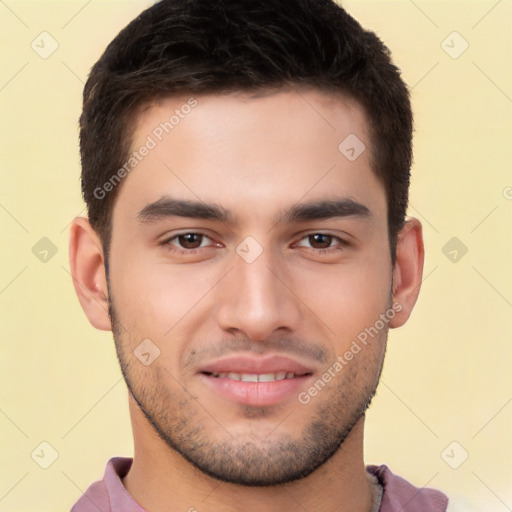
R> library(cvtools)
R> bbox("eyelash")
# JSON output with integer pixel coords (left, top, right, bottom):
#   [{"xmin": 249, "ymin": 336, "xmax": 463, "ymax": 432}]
[
  {"xmin": 294, "ymin": 233, "xmax": 348, "ymax": 252},
  {"xmin": 160, "ymin": 232, "xmax": 219, "ymax": 255},
  {"xmin": 160, "ymin": 232, "xmax": 348, "ymax": 255}
]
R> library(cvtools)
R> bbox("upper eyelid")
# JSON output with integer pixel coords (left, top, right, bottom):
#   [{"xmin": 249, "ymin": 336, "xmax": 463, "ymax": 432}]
[
  {"xmin": 165, "ymin": 233, "xmax": 217, "ymax": 250},
  {"xmin": 293, "ymin": 230, "xmax": 348, "ymax": 242},
  {"xmin": 161, "ymin": 231, "xmax": 215, "ymax": 242},
  {"xmin": 161, "ymin": 231, "xmax": 347, "ymax": 249},
  {"xmin": 293, "ymin": 233, "xmax": 346, "ymax": 247}
]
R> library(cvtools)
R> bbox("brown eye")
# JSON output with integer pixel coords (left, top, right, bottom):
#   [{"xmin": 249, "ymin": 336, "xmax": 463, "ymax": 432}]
[
  {"xmin": 307, "ymin": 233, "xmax": 333, "ymax": 249},
  {"xmin": 177, "ymin": 233, "xmax": 204, "ymax": 249}
]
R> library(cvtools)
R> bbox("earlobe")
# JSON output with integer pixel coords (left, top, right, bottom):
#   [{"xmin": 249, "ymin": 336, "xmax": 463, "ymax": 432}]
[
  {"xmin": 389, "ymin": 217, "xmax": 424, "ymax": 328},
  {"xmin": 69, "ymin": 217, "xmax": 112, "ymax": 331}
]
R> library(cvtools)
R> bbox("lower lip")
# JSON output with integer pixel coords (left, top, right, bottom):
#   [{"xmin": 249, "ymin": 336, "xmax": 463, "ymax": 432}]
[{"xmin": 200, "ymin": 374, "xmax": 312, "ymax": 407}]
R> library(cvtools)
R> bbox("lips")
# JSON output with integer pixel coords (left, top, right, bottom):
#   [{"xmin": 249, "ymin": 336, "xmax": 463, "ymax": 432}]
[
  {"xmin": 207, "ymin": 371, "xmax": 297, "ymax": 382},
  {"xmin": 199, "ymin": 355, "xmax": 314, "ymax": 406},
  {"xmin": 200, "ymin": 355, "xmax": 313, "ymax": 376}
]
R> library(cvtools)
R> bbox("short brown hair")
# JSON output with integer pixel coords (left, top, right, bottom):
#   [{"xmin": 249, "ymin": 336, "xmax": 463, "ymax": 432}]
[{"xmin": 80, "ymin": 0, "xmax": 413, "ymax": 258}]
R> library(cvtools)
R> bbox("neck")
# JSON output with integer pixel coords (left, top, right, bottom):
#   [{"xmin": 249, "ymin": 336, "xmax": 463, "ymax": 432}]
[{"xmin": 123, "ymin": 397, "xmax": 373, "ymax": 512}]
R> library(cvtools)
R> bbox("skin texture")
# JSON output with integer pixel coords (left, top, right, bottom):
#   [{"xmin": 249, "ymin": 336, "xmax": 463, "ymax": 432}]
[{"xmin": 69, "ymin": 88, "xmax": 424, "ymax": 512}]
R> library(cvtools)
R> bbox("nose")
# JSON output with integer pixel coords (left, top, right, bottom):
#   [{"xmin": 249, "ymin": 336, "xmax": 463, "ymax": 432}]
[{"xmin": 216, "ymin": 246, "xmax": 302, "ymax": 342}]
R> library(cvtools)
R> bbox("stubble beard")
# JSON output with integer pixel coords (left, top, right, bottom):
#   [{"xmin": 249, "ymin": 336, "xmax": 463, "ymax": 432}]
[{"xmin": 108, "ymin": 297, "xmax": 387, "ymax": 487}]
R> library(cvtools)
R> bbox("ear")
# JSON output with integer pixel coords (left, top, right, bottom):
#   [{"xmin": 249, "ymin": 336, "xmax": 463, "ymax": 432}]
[
  {"xmin": 69, "ymin": 217, "xmax": 112, "ymax": 331},
  {"xmin": 389, "ymin": 217, "xmax": 424, "ymax": 328}
]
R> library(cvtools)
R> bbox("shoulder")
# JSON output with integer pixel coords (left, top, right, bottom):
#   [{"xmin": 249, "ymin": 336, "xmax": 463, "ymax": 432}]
[
  {"xmin": 367, "ymin": 464, "xmax": 449, "ymax": 512},
  {"xmin": 70, "ymin": 457, "xmax": 141, "ymax": 512},
  {"xmin": 71, "ymin": 477, "xmax": 109, "ymax": 512}
]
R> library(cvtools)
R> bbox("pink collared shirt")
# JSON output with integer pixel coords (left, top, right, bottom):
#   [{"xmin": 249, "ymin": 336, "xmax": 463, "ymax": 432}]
[{"xmin": 71, "ymin": 457, "xmax": 448, "ymax": 511}]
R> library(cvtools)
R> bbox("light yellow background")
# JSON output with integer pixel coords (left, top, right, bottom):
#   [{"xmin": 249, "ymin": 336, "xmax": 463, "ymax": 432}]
[{"xmin": 1, "ymin": 1, "xmax": 511, "ymax": 510}]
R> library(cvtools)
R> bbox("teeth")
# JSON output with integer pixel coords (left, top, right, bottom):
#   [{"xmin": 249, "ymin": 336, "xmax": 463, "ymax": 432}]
[
  {"xmin": 241, "ymin": 373, "xmax": 259, "ymax": 382},
  {"xmin": 258, "ymin": 373, "xmax": 277, "ymax": 382},
  {"xmin": 210, "ymin": 372, "xmax": 297, "ymax": 382}
]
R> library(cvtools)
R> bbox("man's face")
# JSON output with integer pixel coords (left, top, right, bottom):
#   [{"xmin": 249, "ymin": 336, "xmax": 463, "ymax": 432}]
[{"xmin": 108, "ymin": 89, "xmax": 393, "ymax": 485}]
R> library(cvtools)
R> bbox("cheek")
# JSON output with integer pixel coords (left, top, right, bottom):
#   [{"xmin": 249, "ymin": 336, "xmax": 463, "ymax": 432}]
[
  {"xmin": 293, "ymin": 254, "xmax": 392, "ymax": 343},
  {"xmin": 109, "ymin": 250, "xmax": 221, "ymax": 340}
]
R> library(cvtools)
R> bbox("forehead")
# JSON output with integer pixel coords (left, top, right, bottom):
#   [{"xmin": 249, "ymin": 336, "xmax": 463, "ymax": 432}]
[{"xmin": 113, "ymin": 88, "xmax": 384, "ymax": 226}]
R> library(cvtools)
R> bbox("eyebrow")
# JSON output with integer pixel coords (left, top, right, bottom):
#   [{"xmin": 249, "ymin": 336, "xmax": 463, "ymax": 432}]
[
  {"xmin": 137, "ymin": 197, "xmax": 231, "ymax": 223},
  {"xmin": 279, "ymin": 198, "xmax": 370, "ymax": 224},
  {"xmin": 136, "ymin": 196, "xmax": 370, "ymax": 225}
]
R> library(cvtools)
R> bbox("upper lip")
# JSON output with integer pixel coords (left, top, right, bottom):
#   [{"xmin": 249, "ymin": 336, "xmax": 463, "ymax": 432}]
[{"xmin": 199, "ymin": 355, "xmax": 314, "ymax": 376}]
